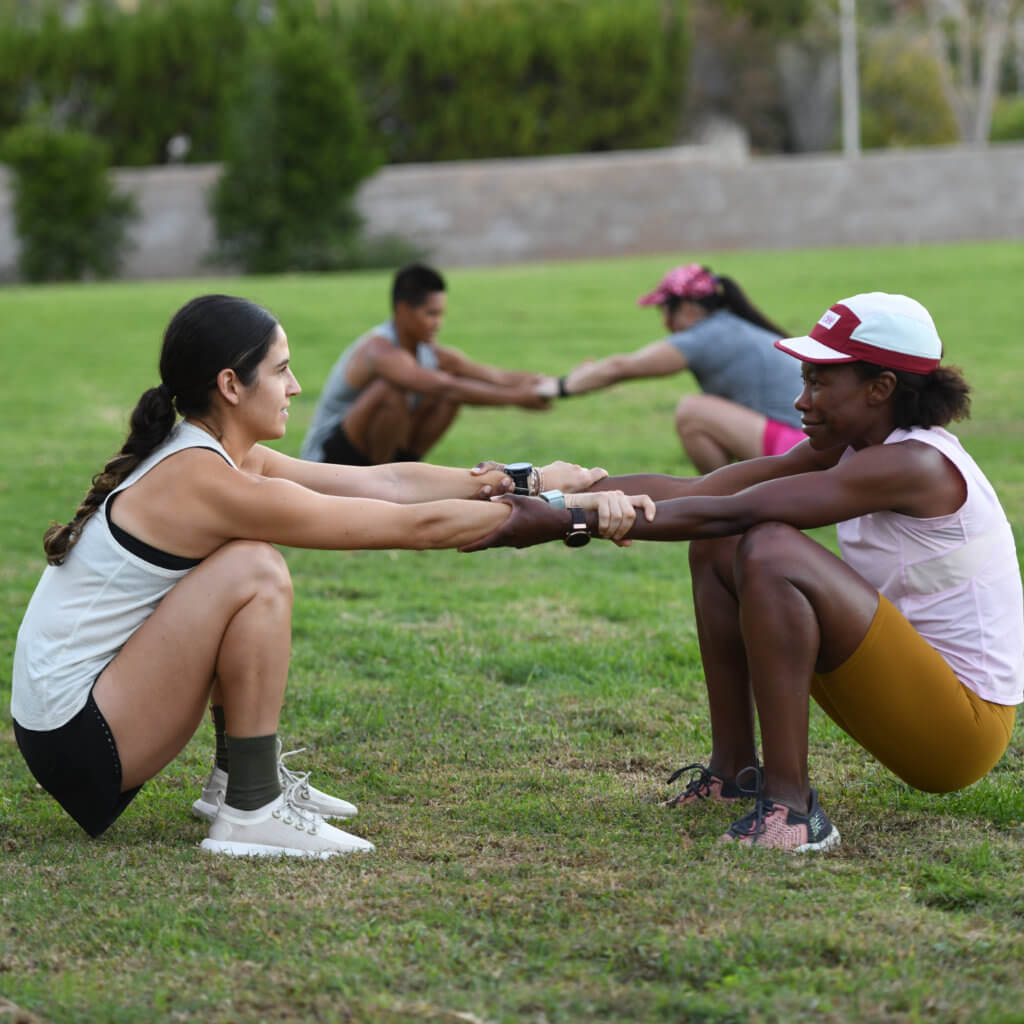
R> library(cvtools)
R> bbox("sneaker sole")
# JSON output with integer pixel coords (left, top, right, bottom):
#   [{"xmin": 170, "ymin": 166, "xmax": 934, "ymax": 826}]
[
  {"xmin": 795, "ymin": 826, "xmax": 841, "ymax": 854},
  {"xmin": 200, "ymin": 838, "xmax": 373, "ymax": 858}
]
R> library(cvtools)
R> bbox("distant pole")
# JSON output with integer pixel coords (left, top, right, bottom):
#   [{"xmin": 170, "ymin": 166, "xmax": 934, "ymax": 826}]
[{"xmin": 839, "ymin": 0, "xmax": 860, "ymax": 156}]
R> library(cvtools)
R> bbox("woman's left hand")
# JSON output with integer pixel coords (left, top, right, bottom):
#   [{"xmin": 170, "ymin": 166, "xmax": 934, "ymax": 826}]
[{"xmin": 566, "ymin": 490, "xmax": 656, "ymax": 545}]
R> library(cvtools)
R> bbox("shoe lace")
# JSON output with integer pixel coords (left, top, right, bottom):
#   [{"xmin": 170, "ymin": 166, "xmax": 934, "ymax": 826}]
[
  {"xmin": 665, "ymin": 761, "xmax": 716, "ymax": 799},
  {"xmin": 725, "ymin": 766, "xmax": 773, "ymax": 844},
  {"xmin": 272, "ymin": 775, "xmax": 322, "ymax": 835},
  {"xmin": 278, "ymin": 747, "xmax": 312, "ymax": 799}
]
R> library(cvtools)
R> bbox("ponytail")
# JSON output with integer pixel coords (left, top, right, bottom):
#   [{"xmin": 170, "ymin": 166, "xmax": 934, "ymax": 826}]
[
  {"xmin": 711, "ymin": 276, "xmax": 788, "ymax": 337},
  {"xmin": 43, "ymin": 384, "xmax": 177, "ymax": 566}
]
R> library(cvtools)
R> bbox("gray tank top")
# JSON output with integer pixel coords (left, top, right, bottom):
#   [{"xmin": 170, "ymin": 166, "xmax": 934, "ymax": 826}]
[{"xmin": 300, "ymin": 321, "xmax": 440, "ymax": 461}]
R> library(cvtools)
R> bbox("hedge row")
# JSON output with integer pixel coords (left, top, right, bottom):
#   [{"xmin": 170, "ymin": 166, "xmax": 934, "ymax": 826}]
[{"xmin": 0, "ymin": 0, "xmax": 690, "ymax": 168}]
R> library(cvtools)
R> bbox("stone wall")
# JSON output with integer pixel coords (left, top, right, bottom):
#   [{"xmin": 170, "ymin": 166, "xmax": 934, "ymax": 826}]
[{"xmin": 1, "ymin": 138, "xmax": 1022, "ymax": 282}]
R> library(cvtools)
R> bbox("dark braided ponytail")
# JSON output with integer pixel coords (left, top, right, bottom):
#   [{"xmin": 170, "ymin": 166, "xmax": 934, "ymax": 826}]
[{"xmin": 44, "ymin": 294, "xmax": 279, "ymax": 566}]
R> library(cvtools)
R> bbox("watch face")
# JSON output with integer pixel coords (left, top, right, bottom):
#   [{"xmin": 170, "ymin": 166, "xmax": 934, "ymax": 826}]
[
  {"xmin": 505, "ymin": 461, "xmax": 533, "ymax": 493},
  {"xmin": 564, "ymin": 529, "xmax": 590, "ymax": 548}
]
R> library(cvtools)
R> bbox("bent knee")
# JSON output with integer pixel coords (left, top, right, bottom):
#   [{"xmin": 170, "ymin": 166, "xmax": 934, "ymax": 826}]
[
  {"xmin": 213, "ymin": 540, "xmax": 293, "ymax": 601},
  {"xmin": 734, "ymin": 522, "xmax": 806, "ymax": 575},
  {"xmin": 688, "ymin": 534, "xmax": 740, "ymax": 575},
  {"xmin": 359, "ymin": 378, "xmax": 410, "ymax": 415},
  {"xmin": 674, "ymin": 392, "xmax": 717, "ymax": 425}
]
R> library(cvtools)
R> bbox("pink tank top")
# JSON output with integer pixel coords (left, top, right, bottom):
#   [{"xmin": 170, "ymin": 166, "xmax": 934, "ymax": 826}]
[{"xmin": 836, "ymin": 426, "xmax": 1023, "ymax": 705}]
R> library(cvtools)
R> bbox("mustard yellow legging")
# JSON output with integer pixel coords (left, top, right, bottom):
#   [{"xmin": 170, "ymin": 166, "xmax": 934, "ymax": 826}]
[{"xmin": 811, "ymin": 595, "xmax": 1016, "ymax": 793}]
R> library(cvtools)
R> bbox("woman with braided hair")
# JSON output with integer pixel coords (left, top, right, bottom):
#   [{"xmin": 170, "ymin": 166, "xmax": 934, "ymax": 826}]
[
  {"xmin": 551, "ymin": 264, "xmax": 805, "ymax": 472},
  {"xmin": 12, "ymin": 294, "xmax": 650, "ymax": 858}
]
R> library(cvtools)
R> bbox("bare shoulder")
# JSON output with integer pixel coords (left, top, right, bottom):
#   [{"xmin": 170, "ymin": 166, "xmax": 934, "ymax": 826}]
[{"xmin": 838, "ymin": 438, "xmax": 965, "ymax": 516}]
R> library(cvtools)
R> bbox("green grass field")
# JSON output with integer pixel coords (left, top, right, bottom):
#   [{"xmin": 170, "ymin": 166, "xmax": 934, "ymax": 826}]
[{"xmin": 1, "ymin": 242, "xmax": 1023, "ymax": 1023}]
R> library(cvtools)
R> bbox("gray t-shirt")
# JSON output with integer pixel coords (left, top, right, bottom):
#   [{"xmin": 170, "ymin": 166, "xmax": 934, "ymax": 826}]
[
  {"xmin": 300, "ymin": 322, "xmax": 440, "ymax": 461},
  {"xmin": 666, "ymin": 309, "xmax": 802, "ymax": 427}
]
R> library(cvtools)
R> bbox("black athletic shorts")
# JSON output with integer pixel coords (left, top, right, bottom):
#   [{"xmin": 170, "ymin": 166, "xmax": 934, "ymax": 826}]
[
  {"xmin": 320, "ymin": 423, "xmax": 420, "ymax": 465},
  {"xmin": 13, "ymin": 690, "xmax": 142, "ymax": 838},
  {"xmin": 321, "ymin": 424, "xmax": 373, "ymax": 466}
]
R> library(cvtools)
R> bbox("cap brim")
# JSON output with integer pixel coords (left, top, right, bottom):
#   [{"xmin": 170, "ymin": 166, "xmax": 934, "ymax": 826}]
[
  {"xmin": 774, "ymin": 336, "xmax": 856, "ymax": 363},
  {"xmin": 636, "ymin": 289, "xmax": 665, "ymax": 307}
]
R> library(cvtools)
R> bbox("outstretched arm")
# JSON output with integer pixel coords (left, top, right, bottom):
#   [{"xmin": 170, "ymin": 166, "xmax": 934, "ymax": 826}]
[
  {"xmin": 588, "ymin": 440, "xmax": 837, "ymax": 501},
  {"xmin": 436, "ymin": 345, "xmax": 548, "ymax": 389},
  {"xmin": 465, "ymin": 441, "xmax": 953, "ymax": 550},
  {"xmin": 561, "ymin": 340, "xmax": 686, "ymax": 396},
  {"xmin": 245, "ymin": 447, "xmax": 610, "ymax": 502},
  {"xmin": 367, "ymin": 337, "xmax": 550, "ymax": 410},
  {"xmin": 245, "ymin": 445, "xmax": 512, "ymax": 502}
]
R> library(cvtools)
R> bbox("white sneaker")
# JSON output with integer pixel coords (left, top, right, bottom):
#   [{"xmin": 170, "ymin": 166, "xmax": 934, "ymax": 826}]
[
  {"xmin": 278, "ymin": 746, "xmax": 359, "ymax": 820},
  {"xmin": 200, "ymin": 780, "xmax": 374, "ymax": 858},
  {"xmin": 191, "ymin": 747, "xmax": 358, "ymax": 822}
]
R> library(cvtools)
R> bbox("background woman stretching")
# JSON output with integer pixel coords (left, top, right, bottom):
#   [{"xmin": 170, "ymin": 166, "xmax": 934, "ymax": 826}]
[{"xmin": 551, "ymin": 264, "xmax": 805, "ymax": 472}]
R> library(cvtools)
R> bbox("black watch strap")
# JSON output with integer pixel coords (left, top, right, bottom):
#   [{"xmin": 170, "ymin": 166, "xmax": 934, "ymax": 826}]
[
  {"xmin": 564, "ymin": 506, "xmax": 590, "ymax": 547},
  {"xmin": 505, "ymin": 461, "xmax": 533, "ymax": 495}
]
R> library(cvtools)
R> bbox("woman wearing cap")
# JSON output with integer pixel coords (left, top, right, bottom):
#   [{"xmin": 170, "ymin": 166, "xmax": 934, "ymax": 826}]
[
  {"xmin": 467, "ymin": 292, "xmax": 1022, "ymax": 853},
  {"xmin": 550, "ymin": 264, "xmax": 804, "ymax": 472}
]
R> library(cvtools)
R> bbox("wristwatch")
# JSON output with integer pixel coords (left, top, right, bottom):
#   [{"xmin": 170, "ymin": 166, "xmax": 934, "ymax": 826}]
[
  {"xmin": 505, "ymin": 461, "xmax": 533, "ymax": 495},
  {"xmin": 539, "ymin": 489, "xmax": 566, "ymax": 509},
  {"xmin": 564, "ymin": 506, "xmax": 590, "ymax": 547}
]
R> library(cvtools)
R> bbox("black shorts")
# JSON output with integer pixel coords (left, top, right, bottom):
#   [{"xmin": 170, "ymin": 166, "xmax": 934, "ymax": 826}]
[
  {"xmin": 321, "ymin": 424, "xmax": 373, "ymax": 466},
  {"xmin": 13, "ymin": 690, "xmax": 142, "ymax": 838},
  {"xmin": 321, "ymin": 423, "xmax": 420, "ymax": 465}
]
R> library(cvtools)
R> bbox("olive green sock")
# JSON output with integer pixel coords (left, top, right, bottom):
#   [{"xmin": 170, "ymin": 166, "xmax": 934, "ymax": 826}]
[
  {"xmin": 210, "ymin": 705, "xmax": 229, "ymax": 772},
  {"xmin": 224, "ymin": 733, "xmax": 281, "ymax": 811}
]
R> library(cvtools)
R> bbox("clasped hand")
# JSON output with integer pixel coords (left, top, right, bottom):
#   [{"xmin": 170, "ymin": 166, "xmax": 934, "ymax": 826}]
[{"xmin": 459, "ymin": 490, "xmax": 655, "ymax": 552}]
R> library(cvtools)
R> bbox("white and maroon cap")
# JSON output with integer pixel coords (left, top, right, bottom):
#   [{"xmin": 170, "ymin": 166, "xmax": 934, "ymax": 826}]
[{"xmin": 775, "ymin": 292, "xmax": 942, "ymax": 374}]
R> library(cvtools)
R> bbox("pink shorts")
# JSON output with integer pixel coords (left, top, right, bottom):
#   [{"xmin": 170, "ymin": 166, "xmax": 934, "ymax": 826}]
[{"xmin": 762, "ymin": 418, "xmax": 805, "ymax": 456}]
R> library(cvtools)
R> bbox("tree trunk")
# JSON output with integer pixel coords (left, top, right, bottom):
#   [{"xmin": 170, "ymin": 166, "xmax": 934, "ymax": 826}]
[{"xmin": 926, "ymin": 0, "xmax": 1014, "ymax": 145}]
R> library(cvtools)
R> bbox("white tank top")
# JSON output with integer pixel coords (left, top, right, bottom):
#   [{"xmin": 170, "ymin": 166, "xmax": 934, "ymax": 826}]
[
  {"xmin": 837, "ymin": 426, "xmax": 1023, "ymax": 705},
  {"xmin": 11, "ymin": 422, "xmax": 235, "ymax": 730}
]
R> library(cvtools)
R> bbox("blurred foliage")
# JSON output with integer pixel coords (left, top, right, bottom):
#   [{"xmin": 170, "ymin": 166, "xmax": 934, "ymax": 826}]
[
  {"xmin": 211, "ymin": 10, "xmax": 381, "ymax": 273},
  {"xmin": 0, "ymin": 118, "xmax": 136, "ymax": 281},
  {"xmin": 344, "ymin": 0, "xmax": 689, "ymax": 162},
  {"xmin": 0, "ymin": 0, "xmax": 690, "ymax": 167},
  {"xmin": 989, "ymin": 95, "xmax": 1024, "ymax": 140},
  {"xmin": 721, "ymin": 0, "xmax": 813, "ymax": 31},
  {"xmin": 0, "ymin": 0, "xmax": 245, "ymax": 166},
  {"xmin": 860, "ymin": 28, "xmax": 959, "ymax": 148}
]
